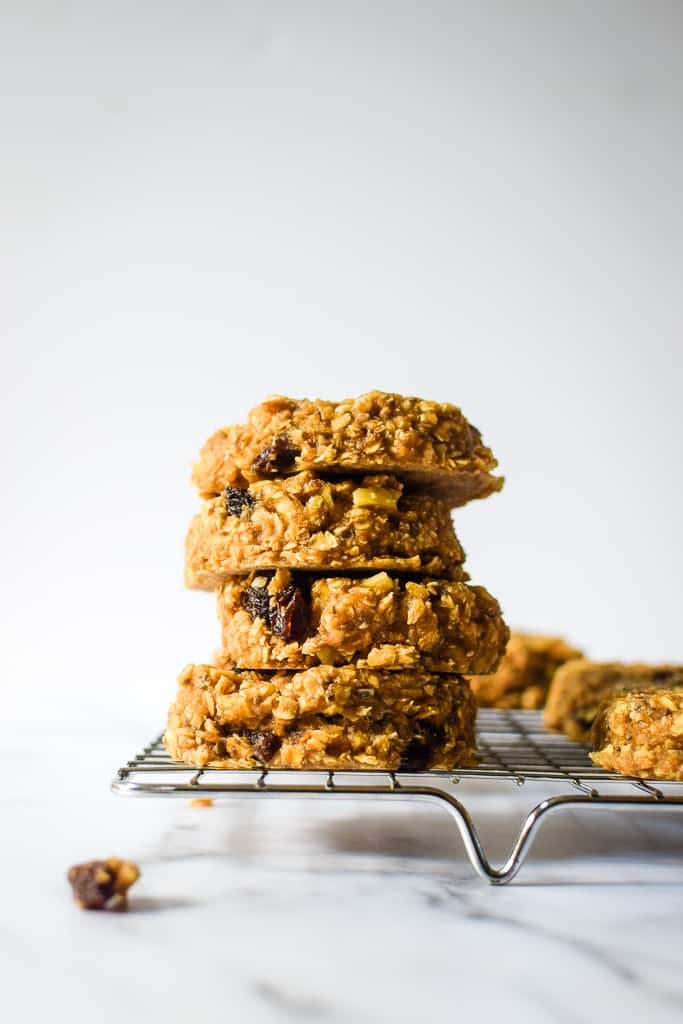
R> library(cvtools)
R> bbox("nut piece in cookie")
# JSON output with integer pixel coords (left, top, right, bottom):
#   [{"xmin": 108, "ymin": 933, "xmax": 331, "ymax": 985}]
[{"xmin": 67, "ymin": 857, "xmax": 140, "ymax": 911}]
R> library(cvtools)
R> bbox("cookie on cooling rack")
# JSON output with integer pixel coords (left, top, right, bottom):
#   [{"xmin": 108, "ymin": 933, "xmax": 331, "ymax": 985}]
[
  {"xmin": 164, "ymin": 663, "xmax": 477, "ymax": 771},
  {"xmin": 545, "ymin": 660, "xmax": 683, "ymax": 742},
  {"xmin": 468, "ymin": 632, "xmax": 582, "ymax": 709},
  {"xmin": 214, "ymin": 570, "xmax": 508, "ymax": 673},
  {"xmin": 590, "ymin": 689, "xmax": 683, "ymax": 780},
  {"xmin": 184, "ymin": 471, "xmax": 467, "ymax": 588},
  {"xmin": 192, "ymin": 391, "xmax": 503, "ymax": 508}
]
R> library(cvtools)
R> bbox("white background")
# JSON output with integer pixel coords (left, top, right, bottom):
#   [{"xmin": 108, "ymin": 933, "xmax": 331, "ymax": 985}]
[{"xmin": 2, "ymin": 1, "xmax": 682, "ymax": 724}]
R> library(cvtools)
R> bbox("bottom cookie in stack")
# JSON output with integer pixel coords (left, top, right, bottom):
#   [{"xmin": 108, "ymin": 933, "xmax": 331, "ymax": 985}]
[{"xmin": 164, "ymin": 663, "xmax": 477, "ymax": 771}]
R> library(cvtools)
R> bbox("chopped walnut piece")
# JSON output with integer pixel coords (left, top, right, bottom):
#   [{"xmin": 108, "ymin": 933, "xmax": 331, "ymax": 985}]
[
  {"xmin": 67, "ymin": 857, "xmax": 140, "ymax": 911},
  {"xmin": 352, "ymin": 486, "xmax": 399, "ymax": 511}
]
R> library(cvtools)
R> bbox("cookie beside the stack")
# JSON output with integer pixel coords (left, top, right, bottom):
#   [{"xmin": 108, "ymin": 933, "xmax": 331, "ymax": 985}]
[{"xmin": 165, "ymin": 391, "xmax": 509, "ymax": 771}]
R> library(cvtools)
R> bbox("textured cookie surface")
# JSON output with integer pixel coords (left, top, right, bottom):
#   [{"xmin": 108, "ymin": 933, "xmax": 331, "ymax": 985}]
[
  {"xmin": 544, "ymin": 660, "xmax": 683, "ymax": 741},
  {"xmin": 185, "ymin": 472, "xmax": 466, "ymax": 588},
  {"xmin": 469, "ymin": 632, "xmax": 582, "ymax": 709},
  {"xmin": 215, "ymin": 570, "xmax": 508, "ymax": 673},
  {"xmin": 591, "ymin": 690, "xmax": 683, "ymax": 780},
  {"xmin": 192, "ymin": 391, "xmax": 503, "ymax": 508},
  {"xmin": 164, "ymin": 663, "xmax": 477, "ymax": 770}
]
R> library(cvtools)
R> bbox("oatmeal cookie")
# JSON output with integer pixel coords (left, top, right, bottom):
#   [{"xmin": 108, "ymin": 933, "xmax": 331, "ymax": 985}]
[
  {"xmin": 468, "ymin": 632, "xmax": 582, "ymax": 709},
  {"xmin": 185, "ymin": 471, "xmax": 466, "ymax": 588},
  {"xmin": 164, "ymin": 663, "xmax": 477, "ymax": 770},
  {"xmin": 214, "ymin": 570, "xmax": 508, "ymax": 672},
  {"xmin": 544, "ymin": 660, "xmax": 683, "ymax": 741},
  {"xmin": 192, "ymin": 391, "xmax": 503, "ymax": 508},
  {"xmin": 591, "ymin": 690, "xmax": 683, "ymax": 780}
]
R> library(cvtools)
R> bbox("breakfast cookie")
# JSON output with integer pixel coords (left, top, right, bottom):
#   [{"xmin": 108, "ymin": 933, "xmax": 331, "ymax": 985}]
[
  {"xmin": 468, "ymin": 632, "xmax": 582, "ymax": 709},
  {"xmin": 214, "ymin": 570, "xmax": 508, "ymax": 673},
  {"xmin": 185, "ymin": 471, "xmax": 466, "ymax": 588},
  {"xmin": 192, "ymin": 391, "xmax": 503, "ymax": 508},
  {"xmin": 545, "ymin": 660, "xmax": 683, "ymax": 741},
  {"xmin": 591, "ymin": 689, "xmax": 683, "ymax": 780},
  {"xmin": 164, "ymin": 663, "xmax": 477, "ymax": 770}
]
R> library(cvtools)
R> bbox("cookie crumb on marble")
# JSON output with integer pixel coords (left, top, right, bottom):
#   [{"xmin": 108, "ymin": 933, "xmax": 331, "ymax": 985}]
[{"xmin": 67, "ymin": 857, "xmax": 140, "ymax": 911}]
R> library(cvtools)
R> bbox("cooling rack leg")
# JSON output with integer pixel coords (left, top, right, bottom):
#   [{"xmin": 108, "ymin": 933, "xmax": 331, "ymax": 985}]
[
  {"xmin": 430, "ymin": 791, "xmax": 683, "ymax": 884},
  {"xmin": 426, "ymin": 791, "xmax": 594, "ymax": 884},
  {"xmin": 405, "ymin": 788, "xmax": 535, "ymax": 884}
]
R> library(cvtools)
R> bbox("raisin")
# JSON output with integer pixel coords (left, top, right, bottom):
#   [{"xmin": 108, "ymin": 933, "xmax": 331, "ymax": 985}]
[
  {"xmin": 399, "ymin": 739, "xmax": 431, "ymax": 772},
  {"xmin": 269, "ymin": 585, "xmax": 310, "ymax": 642},
  {"xmin": 399, "ymin": 724, "xmax": 443, "ymax": 772},
  {"xmin": 242, "ymin": 584, "xmax": 272, "ymax": 622},
  {"xmin": 251, "ymin": 433, "xmax": 301, "ymax": 475},
  {"xmin": 245, "ymin": 730, "xmax": 282, "ymax": 764},
  {"xmin": 224, "ymin": 486, "xmax": 255, "ymax": 516}
]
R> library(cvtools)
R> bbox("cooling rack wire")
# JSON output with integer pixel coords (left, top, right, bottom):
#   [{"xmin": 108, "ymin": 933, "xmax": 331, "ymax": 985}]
[{"xmin": 112, "ymin": 709, "xmax": 683, "ymax": 884}]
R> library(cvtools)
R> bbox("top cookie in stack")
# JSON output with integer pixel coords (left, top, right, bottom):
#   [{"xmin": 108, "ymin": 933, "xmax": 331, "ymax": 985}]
[
  {"xmin": 166, "ymin": 391, "xmax": 508, "ymax": 772},
  {"xmin": 191, "ymin": 391, "xmax": 503, "ymax": 504}
]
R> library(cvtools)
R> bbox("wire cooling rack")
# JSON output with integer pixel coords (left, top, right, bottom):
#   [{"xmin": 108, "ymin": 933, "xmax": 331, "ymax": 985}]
[{"xmin": 112, "ymin": 709, "xmax": 683, "ymax": 884}]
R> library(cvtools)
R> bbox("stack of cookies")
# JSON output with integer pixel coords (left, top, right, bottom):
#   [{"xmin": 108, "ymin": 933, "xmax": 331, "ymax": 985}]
[{"xmin": 164, "ymin": 391, "xmax": 509, "ymax": 771}]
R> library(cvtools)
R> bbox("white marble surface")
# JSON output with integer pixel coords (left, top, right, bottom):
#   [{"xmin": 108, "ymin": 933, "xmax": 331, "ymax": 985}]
[{"xmin": 4, "ymin": 706, "xmax": 683, "ymax": 1024}]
